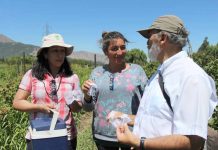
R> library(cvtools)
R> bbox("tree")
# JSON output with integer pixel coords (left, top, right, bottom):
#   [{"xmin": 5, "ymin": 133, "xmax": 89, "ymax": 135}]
[
  {"xmin": 206, "ymin": 44, "xmax": 218, "ymax": 59},
  {"xmin": 125, "ymin": 48, "xmax": 147, "ymax": 66},
  {"xmin": 198, "ymin": 37, "xmax": 209, "ymax": 52},
  {"xmin": 192, "ymin": 44, "xmax": 218, "ymax": 130}
]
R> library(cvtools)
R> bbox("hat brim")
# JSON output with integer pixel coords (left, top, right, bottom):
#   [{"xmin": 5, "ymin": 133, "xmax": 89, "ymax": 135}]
[
  {"xmin": 137, "ymin": 27, "xmax": 154, "ymax": 39},
  {"xmin": 37, "ymin": 43, "xmax": 74, "ymax": 56}
]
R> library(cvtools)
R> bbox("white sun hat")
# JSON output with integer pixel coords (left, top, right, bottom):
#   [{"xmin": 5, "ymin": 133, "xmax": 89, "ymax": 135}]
[{"xmin": 37, "ymin": 33, "xmax": 74, "ymax": 56}]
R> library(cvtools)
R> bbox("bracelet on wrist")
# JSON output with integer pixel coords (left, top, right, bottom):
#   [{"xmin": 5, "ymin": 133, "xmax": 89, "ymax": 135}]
[{"xmin": 140, "ymin": 137, "xmax": 146, "ymax": 150}]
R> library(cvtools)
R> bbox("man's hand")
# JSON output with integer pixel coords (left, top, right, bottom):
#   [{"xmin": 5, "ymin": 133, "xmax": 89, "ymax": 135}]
[{"xmin": 116, "ymin": 124, "xmax": 140, "ymax": 148}]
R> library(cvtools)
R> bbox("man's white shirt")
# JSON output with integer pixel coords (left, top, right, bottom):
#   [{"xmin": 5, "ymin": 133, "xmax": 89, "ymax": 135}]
[{"xmin": 133, "ymin": 51, "xmax": 218, "ymax": 139}]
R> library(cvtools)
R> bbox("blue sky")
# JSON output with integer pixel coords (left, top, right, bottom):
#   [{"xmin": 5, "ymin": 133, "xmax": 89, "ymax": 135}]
[{"xmin": 0, "ymin": 0, "xmax": 218, "ymax": 54}]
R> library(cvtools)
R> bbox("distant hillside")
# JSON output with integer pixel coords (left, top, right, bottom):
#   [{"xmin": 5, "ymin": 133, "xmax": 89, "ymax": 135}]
[
  {"xmin": 0, "ymin": 34, "xmax": 39, "ymax": 58},
  {"xmin": 0, "ymin": 42, "xmax": 39, "ymax": 58},
  {"xmin": 0, "ymin": 34, "xmax": 15, "ymax": 43},
  {"xmin": 69, "ymin": 51, "xmax": 108, "ymax": 64},
  {"xmin": 0, "ymin": 34, "xmax": 107, "ymax": 64}
]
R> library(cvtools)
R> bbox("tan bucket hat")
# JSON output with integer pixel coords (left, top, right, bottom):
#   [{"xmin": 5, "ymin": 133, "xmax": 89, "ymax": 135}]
[
  {"xmin": 37, "ymin": 33, "xmax": 74, "ymax": 56},
  {"xmin": 138, "ymin": 15, "xmax": 188, "ymax": 39}
]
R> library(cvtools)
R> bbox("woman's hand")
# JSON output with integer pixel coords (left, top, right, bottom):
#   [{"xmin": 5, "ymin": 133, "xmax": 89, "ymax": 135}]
[
  {"xmin": 38, "ymin": 103, "xmax": 56, "ymax": 114},
  {"xmin": 81, "ymin": 79, "xmax": 93, "ymax": 102},
  {"xmin": 13, "ymin": 89, "xmax": 56, "ymax": 113}
]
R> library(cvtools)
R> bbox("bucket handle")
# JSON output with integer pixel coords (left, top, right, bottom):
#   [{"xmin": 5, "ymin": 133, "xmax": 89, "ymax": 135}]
[{"xmin": 49, "ymin": 109, "xmax": 59, "ymax": 131}]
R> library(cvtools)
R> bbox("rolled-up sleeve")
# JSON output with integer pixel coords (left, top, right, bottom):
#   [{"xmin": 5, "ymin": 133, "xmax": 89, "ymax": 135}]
[
  {"xmin": 19, "ymin": 69, "xmax": 32, "ymax": 92},
  {"xmin": 173, "ymin": 74, "xmax": 213, "ymax": 139}
]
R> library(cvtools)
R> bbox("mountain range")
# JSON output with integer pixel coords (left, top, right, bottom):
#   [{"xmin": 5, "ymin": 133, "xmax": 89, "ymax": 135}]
[
  {"xmin": 0, "ymin": 34, "xmax": 107, "ymax": 64},
  {"xmin": 0, "ymin": 34, "xmax": 39, "ymax": 58}
]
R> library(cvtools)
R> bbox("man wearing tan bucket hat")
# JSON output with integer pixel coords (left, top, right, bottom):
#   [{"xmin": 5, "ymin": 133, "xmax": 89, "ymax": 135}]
[
  {"xmin": 116, "ymin": 15, "xmax": 218, "ymax": 150},
  {"xmin": 13, "ymin": 33, "xmax": 83, "ymax": 150}
]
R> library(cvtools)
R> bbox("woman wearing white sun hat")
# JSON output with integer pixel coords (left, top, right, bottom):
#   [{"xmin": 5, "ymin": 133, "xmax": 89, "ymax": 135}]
[{"xmin": 13, "ymin": 33, "xmax": 83, "ymax": 150}]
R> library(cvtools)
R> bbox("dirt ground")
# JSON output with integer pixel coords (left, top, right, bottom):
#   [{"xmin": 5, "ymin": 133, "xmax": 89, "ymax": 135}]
[{"xmin": 77, "ymin": 111, "xmax": 93, "ymax": 132}]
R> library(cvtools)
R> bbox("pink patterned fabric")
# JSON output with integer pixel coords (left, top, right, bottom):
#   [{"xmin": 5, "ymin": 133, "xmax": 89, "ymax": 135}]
[{"xmin": 19, "ymin": 69, "xmax": 83, "ymax": 139}]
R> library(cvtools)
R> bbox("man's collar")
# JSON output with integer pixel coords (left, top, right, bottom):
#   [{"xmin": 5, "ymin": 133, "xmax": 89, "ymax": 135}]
[{"xmin": 159, "ymin": 50, "xmax": 188, "ymax": 73}]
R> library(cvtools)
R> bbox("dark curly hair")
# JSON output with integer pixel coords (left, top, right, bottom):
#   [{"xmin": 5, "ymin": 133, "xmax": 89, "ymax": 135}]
[
  {"xmin": 32, "ymin": 48, "xmax": 73, "ymax": 80},
  {"xmin": 99, "ymin": 31, "xmax": 129, "ymax": 55}
]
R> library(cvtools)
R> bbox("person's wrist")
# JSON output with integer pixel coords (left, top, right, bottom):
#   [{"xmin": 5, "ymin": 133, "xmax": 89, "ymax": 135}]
[
  {"xmin": 37, "ymin": 104, "xmax": 48, "ymax": 113},
  {"xmin": 37, "ymin": 104, "xmax": 43, "ymax": 112},
  {"xmin": 129, "ymin": 136, "xmax": 140, "ymax": 149},
  {"xmin": 84, "ymin": 96, "xmax": 92, "ymax": 103},
  {"xmin": 133, "ymin": 137, "xmax": 140, "ymax": 149}
]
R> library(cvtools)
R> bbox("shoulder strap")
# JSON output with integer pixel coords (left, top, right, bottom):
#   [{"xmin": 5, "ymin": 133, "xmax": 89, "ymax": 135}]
[{"xmin": 158, "ymin": 71, "xmax": 173, "ymax": 112}]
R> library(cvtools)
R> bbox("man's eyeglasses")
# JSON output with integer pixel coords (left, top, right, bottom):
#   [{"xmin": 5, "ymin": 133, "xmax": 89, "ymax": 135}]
[{"xmin": 110, "ymin": 45, "xmax": 126, "ymax": 52}]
